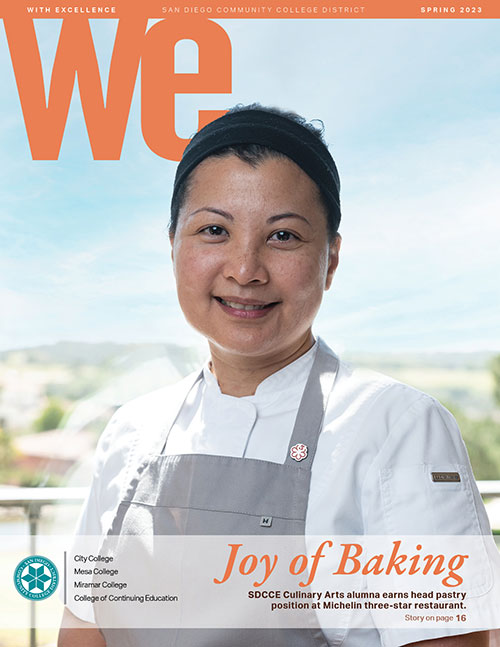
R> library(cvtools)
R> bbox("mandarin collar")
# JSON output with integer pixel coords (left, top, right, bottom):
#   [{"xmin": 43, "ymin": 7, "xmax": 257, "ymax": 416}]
[{"xmin": 202, "ymin": 339, "xmax": 318, "ymax": 401}]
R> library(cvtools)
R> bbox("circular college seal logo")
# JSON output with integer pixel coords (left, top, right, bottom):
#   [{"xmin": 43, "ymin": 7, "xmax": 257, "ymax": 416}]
[{"xmin": 13, "ymin": 555, "xmax": 59, "ymax": 600}]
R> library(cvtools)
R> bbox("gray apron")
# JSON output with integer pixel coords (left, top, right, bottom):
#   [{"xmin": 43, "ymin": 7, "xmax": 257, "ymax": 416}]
[{"xmin": 95, "ymin": 339, "xmax": 339, "ymax": 647}]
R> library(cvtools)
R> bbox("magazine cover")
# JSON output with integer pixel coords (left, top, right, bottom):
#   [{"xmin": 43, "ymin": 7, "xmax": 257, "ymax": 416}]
[{"xmin": 1, "ymin": 1, "xmax": 500, "ymax": 645}]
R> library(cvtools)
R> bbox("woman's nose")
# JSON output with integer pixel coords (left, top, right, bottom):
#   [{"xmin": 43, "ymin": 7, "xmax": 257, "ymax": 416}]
[{"xmin": 222, "ymin": 243, "xmax": 270, "ymax": 285}]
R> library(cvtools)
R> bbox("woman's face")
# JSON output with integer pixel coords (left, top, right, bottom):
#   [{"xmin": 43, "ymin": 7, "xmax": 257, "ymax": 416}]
[{"xmin": 170, "ymin": 154, "xmax": 340, "ymax": 361}]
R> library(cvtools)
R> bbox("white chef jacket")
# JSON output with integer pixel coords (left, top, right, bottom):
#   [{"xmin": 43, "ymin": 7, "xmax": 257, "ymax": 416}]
[{"xmin": 71, "ymin": 339, "xmax": 497, "ymax": 646}]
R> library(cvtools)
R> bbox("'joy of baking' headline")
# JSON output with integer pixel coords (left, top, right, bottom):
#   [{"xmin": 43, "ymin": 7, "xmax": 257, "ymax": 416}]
[{"xmin": 214, "ymin": 540, "xmax": 469, "ymax": 588}]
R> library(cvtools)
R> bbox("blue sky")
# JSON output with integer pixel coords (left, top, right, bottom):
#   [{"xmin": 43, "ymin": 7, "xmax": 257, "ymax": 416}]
[{"xmin": 0, "ymin": 18, "xmax": 499, "ymax": 353}]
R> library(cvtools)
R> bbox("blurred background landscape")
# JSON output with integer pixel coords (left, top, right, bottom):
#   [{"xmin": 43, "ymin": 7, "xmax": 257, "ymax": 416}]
[{"xmin": 1, "ymin": 340, "xmax": 500, "ymax": 489}]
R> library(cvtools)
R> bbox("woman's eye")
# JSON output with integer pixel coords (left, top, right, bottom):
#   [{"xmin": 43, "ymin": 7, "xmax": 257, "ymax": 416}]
[
  {"xmin": 270, "ymin": 230, "xmax": 298, "ymax": 243},
  {"xmin": 200, "ymin": 225, "xmax": 227, "ymax": 237}
]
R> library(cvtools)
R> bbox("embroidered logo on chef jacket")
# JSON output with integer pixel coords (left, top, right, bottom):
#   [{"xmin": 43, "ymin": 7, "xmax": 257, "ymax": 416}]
[{"xmin": 290, "ymin": 443, "xmax": 308, "ymax": 462}]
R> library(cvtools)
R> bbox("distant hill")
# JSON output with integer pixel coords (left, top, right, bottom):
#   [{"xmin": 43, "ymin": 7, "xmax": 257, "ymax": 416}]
[
  {"xmin": 2, "ymin": 341, "xmax": 496, "ymax": 371},
  {"xmin": 344, "ymin": 350, "xmax": 497, "ymax": 371},
  {"xmin": 1, "ymin": 341, "xmax": 498, "ymax": 415},
  {"xmin": 0, "ymin": 341, "xmax": 204, "ymax": 434},
  {"xmin": 0, "ymin": 340, "xmax": 202, "ymax": 375}
]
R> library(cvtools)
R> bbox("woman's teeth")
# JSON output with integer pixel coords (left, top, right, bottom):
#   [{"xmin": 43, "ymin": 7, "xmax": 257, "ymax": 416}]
[{"xmin": 218, "ymin": 298, "xmax": 271, "ymax": 311}]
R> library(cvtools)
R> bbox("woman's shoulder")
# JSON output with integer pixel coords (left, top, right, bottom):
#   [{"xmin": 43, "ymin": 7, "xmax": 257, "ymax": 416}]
[
  {"xmin": 319, "ymin": 338, "xmax": 427, "ymax": 403},
  {"xmin": 331, "ymin": 353, "xmax": 448, "ymax": 431},
  {"xmin": 115, "ymin": 369, "xmax": 201, "ymax": 425},
  {"xmin": 95, "ymin": 369, "xmax": 202, "ymax": 464},
  {"xmin": 324, "ymin": 356, "xmax": 468, "ymax": 478}
]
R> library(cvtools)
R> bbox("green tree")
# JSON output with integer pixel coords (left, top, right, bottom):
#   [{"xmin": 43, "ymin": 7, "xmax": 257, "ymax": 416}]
[
  {"xmin": 33, "ymin": 398, "xmax": 65, "ymax": 432},
  {"xmin": 491, "ymin": 354, "xmax": 500, "ymax": 407},
  {"xmin": 449, "ymin": 405, "xmax": 500, "ymax": 480},
  {"xmin": 0, "ymin": 425, "xmax": 14, "ymax": 468}
]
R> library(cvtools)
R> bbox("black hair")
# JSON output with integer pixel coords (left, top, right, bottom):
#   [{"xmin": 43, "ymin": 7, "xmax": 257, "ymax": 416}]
[{"xmin": 169, "ymin": 103, "xmax": 338, "ymax": 240}]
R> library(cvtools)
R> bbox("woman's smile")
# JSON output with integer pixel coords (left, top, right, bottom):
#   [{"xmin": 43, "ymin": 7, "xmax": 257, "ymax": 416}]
[
  {"xmin": 214, "ymin": 296, "xmax": 281, "ymax": 318},
  {"xmin": 170, "ymin": 154, "xmax": 340, "ymax": 363}
]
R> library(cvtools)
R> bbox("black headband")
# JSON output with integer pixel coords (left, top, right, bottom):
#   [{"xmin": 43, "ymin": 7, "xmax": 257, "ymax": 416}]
[{"xmin": 171, "ymin": 109, "xmax": 341, "ymax": 233}]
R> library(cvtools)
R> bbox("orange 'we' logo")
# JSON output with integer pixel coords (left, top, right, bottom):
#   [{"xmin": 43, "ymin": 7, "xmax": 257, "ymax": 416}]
[{"xmin": 3, "ymin": 17, "xmax": 232, "ymax": 160}]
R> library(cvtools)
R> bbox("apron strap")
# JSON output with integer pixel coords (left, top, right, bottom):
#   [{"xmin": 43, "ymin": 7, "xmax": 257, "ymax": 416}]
[
  {"xmin": 284, "ymin": 338, "xmax": 339, "ymax": 468},
  {"xmin": 154, "ymin": 369, "xmax": 204, "ymax": 455},
  {"xmin": 113, "ymin": 369, "xmax": 205, "ymax": 510}
]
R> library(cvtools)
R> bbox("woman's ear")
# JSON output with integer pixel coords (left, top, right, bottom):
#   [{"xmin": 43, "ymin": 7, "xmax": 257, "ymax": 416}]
[
  {"xmin": 325, "ymin": 233, "xmax": 341, "ymax": 290},
  {"xmin": 169, "ymin": 232, "xmax": 176, "ymax": 273}
]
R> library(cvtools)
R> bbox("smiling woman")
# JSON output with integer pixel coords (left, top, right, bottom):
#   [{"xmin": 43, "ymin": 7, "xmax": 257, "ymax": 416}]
[
  {"xmin": 171, "ymin": 153, "xmax": 340, "ymax": 394},
  {"xmin": 59, "ymin": 105, "xmax": 496, "ymax": 647}
]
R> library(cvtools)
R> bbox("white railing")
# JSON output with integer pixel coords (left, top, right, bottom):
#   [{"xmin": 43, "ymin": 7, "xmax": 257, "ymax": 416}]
[
  {"xmin": 478, "ymin": 480, "xmax": 500, "ymax": 497},
  {"xmin": 1, "ymin": 488, "xmax": 87, "ymax": 647}
]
